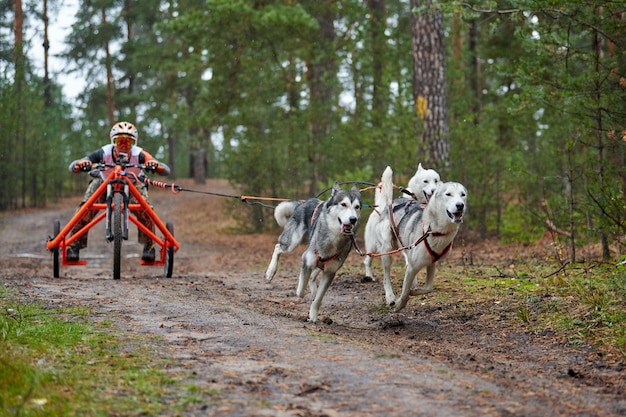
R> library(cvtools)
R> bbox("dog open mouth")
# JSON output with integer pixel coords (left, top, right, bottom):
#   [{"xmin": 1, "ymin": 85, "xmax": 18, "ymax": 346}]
[
  {"xmin": 340, "ymin": 221, "xmax": 355, "ymax": 236},
  {"xmin": 447, "ymin": 210, "xmax": 464, "ymax": 223},
  {"xmin": 424, "ymin": 191, "xmax": 433, "ymax": 203}
]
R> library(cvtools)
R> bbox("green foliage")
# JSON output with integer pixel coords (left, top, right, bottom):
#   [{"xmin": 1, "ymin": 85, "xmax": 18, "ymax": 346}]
[{"xmin": 499, "ymin": 204, "xmax": 544, "ymax": 243}]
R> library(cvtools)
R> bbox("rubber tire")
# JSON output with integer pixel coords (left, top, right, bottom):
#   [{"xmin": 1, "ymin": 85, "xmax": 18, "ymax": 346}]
[
  {"xmin": 53, "ymin": 220, "xmax": 60, "ymax": 278},
  {"xmin": 164, "ymin": 221, "xmax": 174, "ymax": 278},
  {"xmin": 113, "ymin": 193, "xmax": 123, "ymax": 280}
]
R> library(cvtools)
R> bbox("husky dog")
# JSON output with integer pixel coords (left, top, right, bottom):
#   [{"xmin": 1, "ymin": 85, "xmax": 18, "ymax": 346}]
[
  {"xmin": 405, "ymin": 163, "xmax": 440, "ymax": 203},
  {"xmin": 375, "ymin": 167, "xmax": 467, "ymax": 311},
  {"xmin": 363, "ymin": 164, "xmax": 440, "ymax": 280},
  {"xmin": 265, "ymin": 182, "xmax": 362, "ymax": 323}
]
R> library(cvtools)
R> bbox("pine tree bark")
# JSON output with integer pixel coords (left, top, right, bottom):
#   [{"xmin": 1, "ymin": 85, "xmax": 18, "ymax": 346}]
[
  {"xmin": 306, "ymin": 5, "xmax": 336, "ymax": 195},
  {"xmin": 410, "ymin": 0, "xmax": 449, "ymax": 167},
  {"xmin": 368, "ymin": 0, "xmax": 386, "ymax": 129}
]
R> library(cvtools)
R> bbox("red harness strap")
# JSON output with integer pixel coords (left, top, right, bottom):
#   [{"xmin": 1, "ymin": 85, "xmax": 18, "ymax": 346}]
[
  {"xmin": 310, "ymin": 201, "xmax": 348, "ymax": 271},
  {"xmin": 388, "ymin": 200, "xmax": 426, "ymax": 248},
  {"xmin": 314, "ymin": 249, "xmax": 343, "ymax": 271},
  {"xmin": 422, "ymin": 223, "xmax": 452, "ymax": 262},
  {"xmin": 310, "ymin": 201, "xmax": 323, "ymax": 226}
]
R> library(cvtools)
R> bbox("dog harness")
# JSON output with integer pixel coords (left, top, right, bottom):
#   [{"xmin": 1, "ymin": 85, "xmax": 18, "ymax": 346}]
[
  {"xmin": 387, "ymin": 199, "xmax": 451, "ymax": 262},
  {"xmin": 387, "ymin": 198, "xmax": 424, "ymax": 248},
  {"xmin": 421, "ymin": 223, "xmax": 452, "ymax": 262}
]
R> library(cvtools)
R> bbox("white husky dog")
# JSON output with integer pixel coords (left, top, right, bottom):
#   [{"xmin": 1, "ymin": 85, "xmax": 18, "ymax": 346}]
[
  {"xmin": 375, "ymin": 167, "xmax": 467, "ymax": 311},
  {"xmin": 363, "ymin": 164, "xmax": 440, "ymax": 280},
  {"xmin": 265, "ymin": 182, "xmax": 362, "ymax": 323},
  {"xmin": 405, "ymin": 163, "xmax": 441, "ymax": 203}
]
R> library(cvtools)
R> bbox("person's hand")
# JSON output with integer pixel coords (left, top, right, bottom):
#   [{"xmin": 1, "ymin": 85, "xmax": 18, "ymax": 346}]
[
  {"xmin": 145, "ymin": 160, "xmax": 159, "ymax": 172},
  {"xmin": 75, "ymin": 160, "xmax": 92, "ymax": 172}
]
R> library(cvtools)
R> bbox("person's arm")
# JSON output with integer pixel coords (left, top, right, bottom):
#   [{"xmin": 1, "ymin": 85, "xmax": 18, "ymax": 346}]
[
  {"xmin": 68, "ymin": 149, "xmax": 103, "ymax": 173},
  {"xmin": 140, "ymin": 151, "xmax": 170, "ymax": 176}
]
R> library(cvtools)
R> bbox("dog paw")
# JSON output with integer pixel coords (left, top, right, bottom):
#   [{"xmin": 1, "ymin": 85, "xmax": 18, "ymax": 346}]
[
  {"xmin": 393, "ymin": 298, "xmax": 408, "ymax": 312},
  {"xmin": 409, "ymin": 287, "xmax": 433, "ymax": 296}
]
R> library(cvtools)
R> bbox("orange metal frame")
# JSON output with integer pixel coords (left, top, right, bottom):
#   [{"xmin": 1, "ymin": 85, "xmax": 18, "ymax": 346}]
[{"xmin": 46, "ymin": 164, "xmax": 180, "ymax": 267}]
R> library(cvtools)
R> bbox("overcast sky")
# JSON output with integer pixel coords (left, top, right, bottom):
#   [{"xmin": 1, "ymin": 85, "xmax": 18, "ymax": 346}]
[{"xmin": 26, "ymin": 0, "xmax": 84, "ymax": 100}]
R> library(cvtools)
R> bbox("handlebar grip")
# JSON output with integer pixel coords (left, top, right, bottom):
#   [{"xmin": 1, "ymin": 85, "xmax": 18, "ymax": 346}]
[{"xmin": 75, "ymin": 161, "xmax": 92, "ymax": 172}]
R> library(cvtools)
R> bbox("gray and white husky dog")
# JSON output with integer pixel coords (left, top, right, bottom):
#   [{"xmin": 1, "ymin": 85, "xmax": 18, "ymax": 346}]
[
  {"xmin": 265, "ymin": 182, "xmax": 362, "ymax": 323},
  {"xmin": 369, "ymin": 167, "xmax": 466, "ymax": 311},
  {"xmin": 363, "ymin": 164, "xmax": 440, "ymax": 280}
]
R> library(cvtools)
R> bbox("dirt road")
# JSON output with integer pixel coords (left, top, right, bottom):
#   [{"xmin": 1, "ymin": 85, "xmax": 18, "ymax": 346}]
[{"xmin": 1, "ymin": 179, "xmax": 624, "ymax": 416}]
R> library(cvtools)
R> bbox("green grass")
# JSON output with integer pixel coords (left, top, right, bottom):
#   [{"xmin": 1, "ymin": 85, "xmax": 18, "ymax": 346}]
[
  {"xmin": 0, "ymin": 284, "xmax": 202, "ymax": 417},
  {"xmin": 458, "ymin": 261, "xmax": 626, "ymax": 357},
  {"xmin": 346, "ymin": 256, "xmax": 626, "ymax": 358}
]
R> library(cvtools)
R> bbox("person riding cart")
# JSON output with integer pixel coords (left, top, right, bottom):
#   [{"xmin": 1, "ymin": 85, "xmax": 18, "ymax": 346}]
[{"xmin": 66, "ymin": 121, "xmax": 170, "ymax": 262}]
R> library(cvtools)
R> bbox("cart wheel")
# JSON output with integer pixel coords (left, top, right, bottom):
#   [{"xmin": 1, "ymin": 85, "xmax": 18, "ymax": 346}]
[
  {"xmin": 53, "ymin": 220, "xmax": 60, "ymax": 278},
  {"xmin": 113, "ymin": 193, "xmax": 123, "ymax": 280},
  {"xmin": 165, "ymin": 221, "xmax": 174, "ymax": 278}
]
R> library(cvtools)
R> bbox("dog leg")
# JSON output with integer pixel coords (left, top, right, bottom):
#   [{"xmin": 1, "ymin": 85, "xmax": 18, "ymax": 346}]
[
  {"xmin": 308, "ymin": 271, "xmax": 335, "ymax": 323},
  {"xmin": 410, "ymin": 264, "xmax": 436, "ymax": 295},
  {"xmin": 364, "ymin": 254, "xmax": 374, "ymax": 280},
  {"xmin": 296, "ymin": 268, "xmax": 311, "ymax": 298},
  {"xmin": 394, "ymin": 264, "xmax": 418, "ymax": 312},
  {"xmin": 381, "ymin": 254, "xmax": 396, "ymax": 305},
  {"xmin": 265, "ymin": 243, "xmax": 284, "ymax": 282},
  {"xmin": 308, "ymin": 268, "xmax": 321, "ymax": 296}
]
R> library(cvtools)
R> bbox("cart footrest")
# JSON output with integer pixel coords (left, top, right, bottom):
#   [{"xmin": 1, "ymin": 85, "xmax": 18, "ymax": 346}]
[
  {"xmin": 65, "ymin": 260, "xmax": 88, "ymax": 266},
  {"xmin": 139, "ymin": 260, "xmax": 164, "ymax": 266}
]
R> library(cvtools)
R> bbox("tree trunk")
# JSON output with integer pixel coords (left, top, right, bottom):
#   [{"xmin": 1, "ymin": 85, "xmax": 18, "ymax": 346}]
[
  {"xmin": 410, "ymin": 0, "xmax": 449, "ymax": 168},
  {"xmin": 189, "ymin": 148, "xmax": 207, "ymax": 184},
  {"xmin": 102, "ymin": 8, "xmax": 116, "ymax": 125},
  {"xmin": 14, "ymin": 0, "xmax": 26, "ymax": 208},
  {"xmin": 43, "ymin": 0, "xmax": 51, "ymax": 108},
  {"xmin": 591, "ymin": 13, "xmax": 610, "ymax": 261},
  {"xmin": 306, "ymin": 5, "xmax": 336, "ymax": 195},
  {"xmin": 368, "ymin": 0, "xmax": 386, "ymax": 128}
]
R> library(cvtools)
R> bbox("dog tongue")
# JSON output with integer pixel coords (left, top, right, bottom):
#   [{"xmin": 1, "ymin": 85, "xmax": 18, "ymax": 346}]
[{"xmin": 447, "ymin": 210, "xmax": 463, "ymax": 223}]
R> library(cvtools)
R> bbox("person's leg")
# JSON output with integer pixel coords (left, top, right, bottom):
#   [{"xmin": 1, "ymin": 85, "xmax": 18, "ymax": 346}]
[
  {"xmin": 134, "ymin": 183, "xmax": 156, "ymax": 262},
  {"xmin": 67, "ymin": 178, "xmax": 103, "ymax": 260}
]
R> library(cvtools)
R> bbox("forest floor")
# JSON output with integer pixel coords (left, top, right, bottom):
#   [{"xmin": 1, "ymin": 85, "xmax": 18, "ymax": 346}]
[{"xmin": 1, "ymin": 178, "xmax": 624, "ymax": 416}]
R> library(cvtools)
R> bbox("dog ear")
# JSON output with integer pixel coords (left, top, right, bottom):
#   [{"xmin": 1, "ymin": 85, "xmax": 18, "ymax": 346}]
[
  {"xmin": 351, "ymin": 183, "xmax": 360, "ymax": 193},
  {"xmin": 331, "ymin": 181, "xmax": 341, "ymax": 196},
  {"xmin": 417, "ymin": 163, "xmax": 423, "ymax": 171}
]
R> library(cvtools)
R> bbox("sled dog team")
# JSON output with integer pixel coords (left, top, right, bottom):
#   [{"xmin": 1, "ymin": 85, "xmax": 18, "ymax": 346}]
[{"xmin": 265, "ymin": 164, "xmax": 467, "ymax": 323}]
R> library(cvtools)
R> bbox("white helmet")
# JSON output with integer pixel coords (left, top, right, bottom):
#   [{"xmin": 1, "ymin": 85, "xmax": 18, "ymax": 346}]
[{"xmin": 109, "ymin": 121, "xmax": 138, "ymax": 144}]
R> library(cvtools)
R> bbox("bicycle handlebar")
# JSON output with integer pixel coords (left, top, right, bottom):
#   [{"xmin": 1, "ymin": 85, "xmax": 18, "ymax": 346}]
[{"xmin": 89, "ymin": 162, "xmax": 157, "ymax": 173}]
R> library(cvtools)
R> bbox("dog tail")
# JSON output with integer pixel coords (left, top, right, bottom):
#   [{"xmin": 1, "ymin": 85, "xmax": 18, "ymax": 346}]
[
  {"xmin": 274, "ymin": 201, "xmax": 298, "ymax": 227},
  {"xmin": 378, "ymin": 166, "xmax": 394, "ymax": 208}
]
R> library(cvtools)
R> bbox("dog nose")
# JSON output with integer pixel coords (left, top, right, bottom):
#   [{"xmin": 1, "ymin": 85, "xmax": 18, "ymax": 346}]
[
  {"xmin": 349, "ymin": 216, "xmax": 357, "ymax": 225},
  {"xmin": 456, "ymin": 202, "xmax": 464, "ymax": 211}
]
